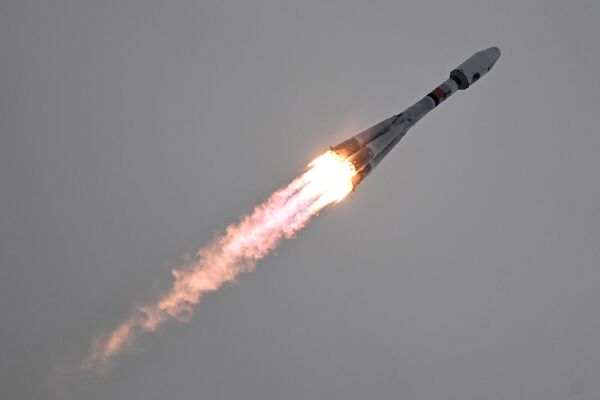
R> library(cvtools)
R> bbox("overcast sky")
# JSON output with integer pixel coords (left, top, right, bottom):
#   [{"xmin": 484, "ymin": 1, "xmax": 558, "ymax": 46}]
[{"xmin": 1, "ymin": 1, "xmax": 600, "ymax": 399}]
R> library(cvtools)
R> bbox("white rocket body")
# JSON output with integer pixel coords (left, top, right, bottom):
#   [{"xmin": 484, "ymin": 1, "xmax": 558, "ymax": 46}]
[{"xmin": 331, "ymin": 47, "xmax": 501, "ymax": 187}]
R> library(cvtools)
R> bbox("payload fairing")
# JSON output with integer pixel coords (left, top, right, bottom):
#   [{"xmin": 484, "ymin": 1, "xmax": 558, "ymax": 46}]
[{"xmin": 332, "ymin": 47, "xmax": 501, "ymax": 187}]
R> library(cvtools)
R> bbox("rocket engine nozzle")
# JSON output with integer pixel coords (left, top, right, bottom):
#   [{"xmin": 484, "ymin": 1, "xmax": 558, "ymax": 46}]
[{"xmin": 331, "ymin": 138, "xmax": 361, "ymax": 159}]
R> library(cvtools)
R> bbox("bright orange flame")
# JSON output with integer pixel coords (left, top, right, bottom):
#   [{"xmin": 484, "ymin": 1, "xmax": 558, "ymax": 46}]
[{"xmin": 83, "ymin": 150, "xmax": 357, "ymax": 371}]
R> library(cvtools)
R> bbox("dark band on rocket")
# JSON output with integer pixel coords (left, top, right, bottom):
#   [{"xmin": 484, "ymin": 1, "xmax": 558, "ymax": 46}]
[
  {"xmin": 427, "ymin": 86, "xmax": 447, "ymax": 107},
  {"xmin": 427, "ymin": 81, "xmax": 457, "ymax": 108}
]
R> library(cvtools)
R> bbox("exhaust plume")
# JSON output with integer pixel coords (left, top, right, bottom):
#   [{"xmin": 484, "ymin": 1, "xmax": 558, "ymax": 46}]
[{"xmin": 83, "ymin": 150, "xmax": 356, "ymax": 370}]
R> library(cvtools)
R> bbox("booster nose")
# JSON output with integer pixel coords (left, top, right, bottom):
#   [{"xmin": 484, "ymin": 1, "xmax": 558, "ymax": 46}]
[{"xmin": 485, "ymin": 46, "xmax": 501, "ymax": 66}]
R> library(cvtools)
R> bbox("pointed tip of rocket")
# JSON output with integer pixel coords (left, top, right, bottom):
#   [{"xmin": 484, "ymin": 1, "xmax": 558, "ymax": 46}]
[{"xmin": 485, "ymin": 46, "xmax": 501, "ymax": 66}]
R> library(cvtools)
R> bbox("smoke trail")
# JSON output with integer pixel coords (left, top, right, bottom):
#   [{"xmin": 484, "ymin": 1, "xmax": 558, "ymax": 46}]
[{"xmin": 83, "ymin": 151, "xmax": 356, "ymax": 370}]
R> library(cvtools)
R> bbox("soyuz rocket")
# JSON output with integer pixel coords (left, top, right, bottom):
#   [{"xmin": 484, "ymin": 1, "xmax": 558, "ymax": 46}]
[{"xmin": 332, "ymin": 47, "xmax": 501, "ymax": 187}]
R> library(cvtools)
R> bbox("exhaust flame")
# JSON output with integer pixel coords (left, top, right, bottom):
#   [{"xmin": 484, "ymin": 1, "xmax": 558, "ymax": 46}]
[{"xmin": 83, "ymin": 150, "xmax": 355, "ymax": 370}]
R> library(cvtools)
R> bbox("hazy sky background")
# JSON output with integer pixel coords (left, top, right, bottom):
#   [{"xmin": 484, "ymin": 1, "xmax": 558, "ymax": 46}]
[{"xmin": 1, "ymin": 1, "xmax": 599, "ymax": 399}]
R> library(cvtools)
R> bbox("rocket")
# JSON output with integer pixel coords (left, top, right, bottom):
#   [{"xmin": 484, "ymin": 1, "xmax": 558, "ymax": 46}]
[{"xmin": 331, "ymin": 47, "xmax": 501, "ymax": 187}]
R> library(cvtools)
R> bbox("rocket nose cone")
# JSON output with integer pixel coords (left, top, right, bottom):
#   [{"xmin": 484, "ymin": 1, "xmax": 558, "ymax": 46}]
[{"xmin": 485, "ymin": 46, "xmax": 501, "ymax": 66}]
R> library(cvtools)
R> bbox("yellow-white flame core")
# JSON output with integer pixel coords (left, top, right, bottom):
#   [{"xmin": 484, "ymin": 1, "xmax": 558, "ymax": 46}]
[{"xmin": 301, "ymin": 150, "xmax": 356, "ymax": 208}]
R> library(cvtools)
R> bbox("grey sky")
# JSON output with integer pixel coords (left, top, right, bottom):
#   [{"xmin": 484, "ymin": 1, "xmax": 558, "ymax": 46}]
[{"xmin": 1, "ymin": 1, "xmax": 599, "ymax": 399}]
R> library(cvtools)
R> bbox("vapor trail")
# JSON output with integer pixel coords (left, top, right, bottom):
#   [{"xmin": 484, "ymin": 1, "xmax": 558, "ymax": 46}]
[{"xmin": 83, "ymin": 151, "xmax": 356, "ymax": 370}]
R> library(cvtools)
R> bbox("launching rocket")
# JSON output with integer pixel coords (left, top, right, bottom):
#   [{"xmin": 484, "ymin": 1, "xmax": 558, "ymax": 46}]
[
  {"xmin": 332, "ymin": 47, "xmax": 501, "ymax": 187},
  {"xmin": 83, "ymin": 47, "xmax": 501, "ymax": 371}
]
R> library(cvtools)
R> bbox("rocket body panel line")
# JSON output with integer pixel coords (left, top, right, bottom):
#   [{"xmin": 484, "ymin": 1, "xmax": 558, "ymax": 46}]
[
  {"xmin": 365, "ymin": 122, "xmax": 408, "ymax": 154},
  {"xmin": 352, "ymin": 114, "xmax": 400, "ymax": 147}
]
